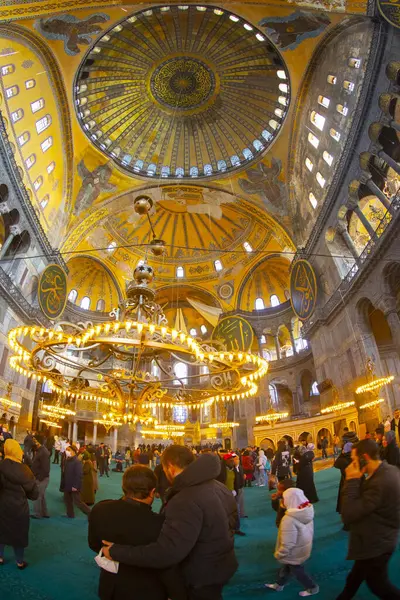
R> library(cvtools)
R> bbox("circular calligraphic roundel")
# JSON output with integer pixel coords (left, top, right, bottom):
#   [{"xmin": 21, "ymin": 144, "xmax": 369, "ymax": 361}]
[
  {"xmin": 212, "ymin": 316, "xmax": 254, "ymax": 352},
  {"xmin": 377, "ymin": 0, "xmax": 400, "ymax": 29},
  {"xmin": 38, "ymin": 264, "xmax": 68, "ymax": 320},
  {"xmin": 290, "ymin": 259, "xmax": 318, "ymax": 321}
]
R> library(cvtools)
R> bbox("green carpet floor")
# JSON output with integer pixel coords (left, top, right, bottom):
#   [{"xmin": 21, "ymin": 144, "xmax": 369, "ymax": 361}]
[{"xmin": 1, "ymin": 463, "xmax": 399, "ymax": 599}]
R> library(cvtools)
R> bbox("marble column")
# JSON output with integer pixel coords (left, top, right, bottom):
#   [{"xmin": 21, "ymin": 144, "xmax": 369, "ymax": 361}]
[
  {"xmin": 378, "ymin": 149, "xmax": 400, "ymax": 175},
  {"xmin": 112, "ymin": 427, "xmax": 118, "ymax": 454},
  {"xmin": 0, "ymin": 224, "xmax": 21, "ymax": 260},
  {"xmin": 364, "ymin": 178, "xmax": 393, "ymax": 213},
  {"xmin": 288, "ymin": 324, "xmax": 297, "ymax": 355},
  {"xmin": 12, "ymin": 421, "xmax": 17, "ymax": 438},
  {"xmin": 274, "ymin": 334, "xmax": 280, "ymax": 360},
  {"xmin": 337, "ymin": 220, "xmax": 359, "ymax": 260},
  {"xmin": 93, "ymin": 423, "xmax": 97, "ymax": 445},
  {"xmin": 72, "ymin": 421, "xmax": 78, "ymax": 443},
  {"xmin": 67, "ymin": 421, "xmax": 72, "ymax": 440},
  {"xmin": 353, "ymin": 205, "xmax": 378, "ymax": 241}
]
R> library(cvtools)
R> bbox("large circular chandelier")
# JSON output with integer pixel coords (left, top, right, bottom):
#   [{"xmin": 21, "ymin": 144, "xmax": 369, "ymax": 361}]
[{"xmin": 7, "ymin": 196, "xmax": 268, "ymax": 426}]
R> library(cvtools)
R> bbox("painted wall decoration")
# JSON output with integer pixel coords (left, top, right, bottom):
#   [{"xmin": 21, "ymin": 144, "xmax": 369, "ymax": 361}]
[
  {"xmin": 377, "ymin": 0, "xmax": 400, "ymax": 29},
  {"xmin": 290, "ymin": 259, "xmax": 318, "ymax": 321},
  {"xmin": 74, "ymin": 160, "xmax": 116, "ymax": 215},
  {"xmin": 259, "ymin": 10, "xmax": 330, "ymax": 50},
  {"xmin": 212, "ymin": 316, "xmax": 254, "ymax": 352},
  {"xmin": 238, "ymin": 158, "xmax": 288, "ymax": 217},
  {"xmin": 34, "ymin": 13, "xmax": 110, "ymax": 55},
  {"xmin": 38, "ymin": 264, "xmax": 68, "ymax": 320}
]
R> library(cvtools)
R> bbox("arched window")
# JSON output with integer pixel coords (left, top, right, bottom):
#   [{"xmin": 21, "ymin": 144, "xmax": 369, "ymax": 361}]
[
  {"xmin": 151, "ymin": 360, "xmax": 160, "ymax": 379},
  {"xmin": 68, "ymin": 289, "xmax": 78, "ymax": 303},
  {"xmin": 243, "ymin": 241, "xmax": 253, "ymax": 253},
  {"xmin": 305, "ymin": 158, "xmax": 313, "ymax": 172},
  {"xmin": 133, "ymin": 159, "xmax": 143, "ymax": 172},
  {"xmin": 217, "ymin": 159, "xmax": 227, "ymax": 172},
  {"xmin": 1, "ymin": 65, "xmax": 15, "ymax": 76},
  {"xmin": 31, "ymin": 98, "xmax": 44, "ymax": 113},
  {"xmin": 204, "ymin": 164, "xmax": 212, "ymax": 176},
  {"xmin": 47, "ymin": 162, "xmax": 56, "ymax": 174},
  {"xmin": 147, "ymin": 163, "xmax": 156, "ymax": 176},
  {"xmin": 25, "ymin": 79, "xmax": 35, "ymax": 90},
  {"xmin": 308, "ymin": 133, "xmax": 319, "ymax": 149},
  {"xmin": 176, "ymin": 266, "xmax": 184, "ymax": 278},
  {"xmin": 348, "ymin": 58, "xmax": 361, "ymax": 68},
  {"xmin": 175, "ymin": 167, "xmax": 184, "ymax": 178},
  {"xmin": 262, "ymin": 130, "xmax": 272, "ymax": 141},
  {"xmin": 5, "ymin": 85, "xmax": 19, "ymax": 98},
  {"xmin": 121, "ymin": 154, "xmax": 132, "ymax": 166},
  {"xmin": 278, "ymin": 96, "xmax": 287, "ymax": 106},
  {"xmin": 36, "ymin": 114, "xmax": 51, "ymax": 134},
  {"xmin": 310, "ymin": 111, "xmax": 325, "ymax": 131},
  {"xmin": 214, "ymin": 259, "xmax": 223, "ymax": 272},
  {"xmin": 309, "ymin": 193, "xmax": 317, "ymax": 209},
  {"xmin": 11, "ymin": 108, "xmax": 23, "ymax": 123},
  {"xmin": 269, "ymin": 119, "xmax": 279, "ymax": 130},
  {"xmin": 336, "ymin": 104, "xmax": 348, "ymax": 116},
  {"xmin": 107, "ymin": 241, "xmax": 117, "ymax": 253},
  {"xmin": 243, "ymin": 148, "xmax": 254, "ymax": 160},
  {"xmin": 189, "ymin": 328, "xmax": 197, "ymax": 337},
  {"xmin": 230, "ymin": 155, "xmax": 240, "ymax": 166},
  {"xmin": 270, "ymin": 294, "xmax": 280, "ymax": 307},
  {"xmin": 274, "ymin": 108, "xmax": 284, "ymax": 118},
  {"xmin": 277, "ymin": 70, "xmax": 286, "ymax": 79},
  {"xmin": 316, "ymin": 172, "xmax": 326, "ymax": 188},
  {"xmin": 317, "ymin": 95, "xmax": 330, "ymax": 108},
  {"xmin": 255, "ymin": 297, "xmax": 265, "ymax": 310},
  {"xmin": 311, "ymin": 381, "xmax": 319, "ymax": 395},
  {"xmin": 323, "ymin": 151, "xmax": 333, "ymax": 166},
  {"xmin": 25, "ymin": 154, "xmax": 36, "ymax": 169},
  {"xmin": 260, "ymin": 334, "xmax": 266, "ymax": 344},
  {"xmin": 41, "ymin": 136, "xmax": 53, "ymax": 152},
  {"xmin": 330, "ymin": 128, "xmax": 341, "ymax": 142},
  {"xmin": 18, "ymin": 131, "xmax": 30, "ymax": 146},
  {"xmin": 40, "ymin": 195, "xmax": 49, "ymax": 209},
  {"xmin": 253, "ymin": 139, "xmax": 264, "ymax": 152},
  {"xmin": 80, "ymin": 296, "xmax": 90, "ymax": 310},
  {"xmin": 173, "ymin": 405, "xmax": 188, "ymax": 423},
  {"xmin": 173, "ymin": 362, "xmax": 188, "ymax": 385},
  {"xmin": 278, "ymin": 83, "xmax": 288, "ymax": 94},
  {"xmin": 33, "ymin": 176, "xmax": 43, "ymax": 191},
  {"xmin": 327, "ymin": 74, "xmax": 337, "ymax": 85},
  {"xmin": 343, "ymin": 80, "xmax": 355, "ymax": 92},
  {"xmin": 96, "ymin": 299, "xmax": 105, "ymax": 311},
  {"xmin": 269, "ymin": 384, "xmax": 278, "ymax": 405},
  {"xmin": 200, "ymin": 325, "xmax": 207, "ymax": 335},
  {"xmin": 190, "ymin": 166, "xmax": 199, "ymax": 177},
  {"xmin": 161, "ymin": 166, "xmax": 170, "ymax": 178}
]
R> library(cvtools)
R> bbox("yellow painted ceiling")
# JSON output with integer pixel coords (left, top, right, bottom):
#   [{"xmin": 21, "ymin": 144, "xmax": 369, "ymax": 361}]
[
  {"xmin": 239, "ymin": 255, "xmax": 291, "ymax": 311},
  {"xmin": 66, "ymin": 255, "xmax": 121, "ymax": 312}
]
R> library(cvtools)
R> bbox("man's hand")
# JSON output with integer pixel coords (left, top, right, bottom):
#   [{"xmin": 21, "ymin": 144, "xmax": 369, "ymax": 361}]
[
  {"xmin": 102, "ymin": 540, "xmax": 114, "ymax": 560},
  {"xmin": 72, "ymin": 487, "xmax": 78, "ymax": 492},
  {"xmin": 345, "ymin": 458, "xmax": 363, "ymax": 480}
]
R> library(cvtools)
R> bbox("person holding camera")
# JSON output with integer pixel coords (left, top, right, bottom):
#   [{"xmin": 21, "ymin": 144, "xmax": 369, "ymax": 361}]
[{"xmin": 336, "ymin": 439, "xmax": 400, "ymax": 599}]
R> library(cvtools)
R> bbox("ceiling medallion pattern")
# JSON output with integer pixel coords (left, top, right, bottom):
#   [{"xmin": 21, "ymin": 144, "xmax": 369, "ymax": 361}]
[{"xmin": 74, "ymin": 5, "xmax": 290, "ymax": 180}]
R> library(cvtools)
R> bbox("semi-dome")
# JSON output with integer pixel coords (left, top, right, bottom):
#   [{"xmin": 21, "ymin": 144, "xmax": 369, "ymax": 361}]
[{"xmin": 74, "ymin": 4, "xmax": 290, "ymax": 180}]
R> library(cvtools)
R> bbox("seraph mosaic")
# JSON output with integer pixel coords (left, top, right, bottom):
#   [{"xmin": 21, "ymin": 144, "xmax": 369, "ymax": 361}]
[
  {"xmin": 238, "ymin": 158, "xmax": 288, "ymax": 217},
  {"xmin": 34, "ymin": 13, "xmax": 110, "ymax": 55},
  {"xmin": 259, "ymin": 10, "xmax": 330, "ymax": 50},
  {"xmin": 74, "ymin": 160, "xmax": 116, "ymax": 216}
]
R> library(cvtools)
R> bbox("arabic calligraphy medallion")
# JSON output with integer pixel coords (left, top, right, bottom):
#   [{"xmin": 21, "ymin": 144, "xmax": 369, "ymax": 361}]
[
  {"xmin": 212, "ymin": 316, "xmax": 254, "ymax": 352},
  {"xmin": 38, "ymin": 264, "xmax": 68, "ymax": 320},
  {"xmin": 290, "ymin": 259, "xmax": 317, "ymax": 321}
]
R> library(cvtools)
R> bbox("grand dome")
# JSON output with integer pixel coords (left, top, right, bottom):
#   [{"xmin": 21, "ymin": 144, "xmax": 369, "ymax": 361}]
[{"xmin": 74, "ymin": 4, "xmax": 290, "ymax": 180}]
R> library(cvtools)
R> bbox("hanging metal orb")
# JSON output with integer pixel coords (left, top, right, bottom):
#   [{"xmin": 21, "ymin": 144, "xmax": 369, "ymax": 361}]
[
  {"xmin": 150, "ymin": 238, "xmax": 166, "ymax": 256},
  {"xmin": 133, "ymin": 263, "xmax": 154, "ymax": 284},
  {"xmin": 134, "ymin": 195, "xmax": 153, "ymax": 215}
]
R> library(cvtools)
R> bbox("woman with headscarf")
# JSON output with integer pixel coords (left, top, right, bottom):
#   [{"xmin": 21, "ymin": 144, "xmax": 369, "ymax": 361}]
[
  {"xmin": 334, "ymin": 441, "xmax": 353, "ymax": 514},
  {"xmin": 81, "ymin": 451, "xmax": 97, "ymax": 506},
  {"xmin": 295, "ymin": 443, "xmax": 319, "ymax": 504},
  {"xmin": 382, "ymin": 430, "xmax": 400, "ymax": 467},
  {"xmin": 0, "ymin": 439, "xmax": 38, "ymax": 568},
  {"xmin": 256, "ymin": 449, "xmax": 269, "ymax": 487}
]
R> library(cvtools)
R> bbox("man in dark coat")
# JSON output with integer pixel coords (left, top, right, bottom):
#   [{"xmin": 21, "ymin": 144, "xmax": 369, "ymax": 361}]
[
  {"xmin": 30, "ymin": 436, "xmax": 50, "ymax": 519},
  {"xmin": 294, "ymin": 443, "xmax": 319, "ymax": 503},
  {"xmin": 23, "ymin": 430, "xmax": 34, "ymax": 466},
  {"xmin": 337, "ymin": 439, "xmax": 400, "ymax": 599},
  {"xmin": 63, "ymin": 445, "xmax": 91, "ymax": 519},
  {"xmin": 89, "ymin": 465, "xmax": 186, "ymax": 600},
  {"xmin": 391, "ymin": 409, "xmax": 400, "ymax": 444},
  {"xmin": 0, "ymin": 438, "xmax": 38, "ymax": 567},
  {"xmin": 321, "ymin": 436, "xmax": 329, "ymax": 459},
  {"xmin": 96, "ymin": 443, "xmax": 107, "ymax": 477},
  {"xmin": 102, "ymin": 446, "xmax": 238, "ymax": 600},
  {"xmin": 154, "ymin": 462, "xmax": 170, "ymax": 506}
]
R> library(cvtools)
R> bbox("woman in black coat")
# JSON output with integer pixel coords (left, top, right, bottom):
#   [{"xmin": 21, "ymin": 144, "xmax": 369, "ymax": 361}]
[
  {"xmin": 334, "ymin": 442, "xmax": 353, "ymax": 514},
  {"xmin": 295, "ymin": 443, "xmax": 319, "ymax": 503},
  {"xmin": 0, "ymin": 439, "xmax": 38, "ymax": 568},
  {"xmin": 382, "ymin": 430, "xmax": 400, "ymax": 466}
]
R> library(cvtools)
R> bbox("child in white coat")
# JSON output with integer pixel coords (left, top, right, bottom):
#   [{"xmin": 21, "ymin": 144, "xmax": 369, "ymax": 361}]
[{"xmin": 265, "ymin": 487, "xmax": 319, "ymax": 597}]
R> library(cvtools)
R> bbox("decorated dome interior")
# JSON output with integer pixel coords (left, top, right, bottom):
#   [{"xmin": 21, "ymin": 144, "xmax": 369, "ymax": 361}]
[
  {"xmin": 74, "ymin": 4, "xmax": 290, "ymax": 180},
  {"xmin": 66, "ymin": 255, "xmax": 121, "ymax": 312}
]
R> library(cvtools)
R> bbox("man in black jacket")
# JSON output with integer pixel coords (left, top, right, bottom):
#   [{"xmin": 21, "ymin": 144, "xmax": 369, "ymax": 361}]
[
  {"xmin": 337, "ymin": 439, "xmax": 400, "ymax": 600},
  {"xmin": 63, "ymin": 445, "xmax": 91, "ymax": 519},
  {"xmin": 30, "ymin": 436, "xmax": 50, "ymax": 519},
  {"xmin": 102, "ymin": 446, "xmax": 238, "ymax": 600},
  {"xmin": 391, "ymin": 409, "xmax": 400, "ymax": 444},
  {"xmin": 89, "ymin": 465, "xmax": 186, "ymax": 600}
]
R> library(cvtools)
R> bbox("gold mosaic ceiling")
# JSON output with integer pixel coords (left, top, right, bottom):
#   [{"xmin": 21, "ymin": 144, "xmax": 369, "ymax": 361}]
[{"xmin": 74, "ymin": 4, "xmax": 290, "ymax": 180}]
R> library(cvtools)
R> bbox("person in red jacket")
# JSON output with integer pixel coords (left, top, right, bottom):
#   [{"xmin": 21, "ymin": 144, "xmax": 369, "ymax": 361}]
[{"xmin": 241, "ymin": 449, "xmax": 255, "ymax": 487}]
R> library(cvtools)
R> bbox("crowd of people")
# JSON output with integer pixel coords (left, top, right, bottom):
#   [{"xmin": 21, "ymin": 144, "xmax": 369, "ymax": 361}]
[{"xmin": 1, "ymin": 421, "xmax": 400, "ymax": 599}]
